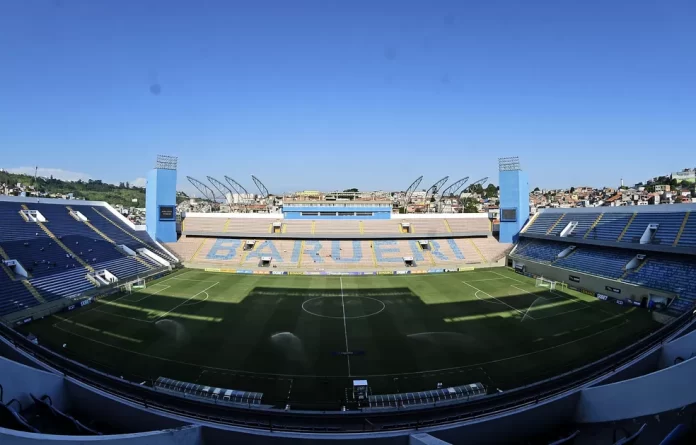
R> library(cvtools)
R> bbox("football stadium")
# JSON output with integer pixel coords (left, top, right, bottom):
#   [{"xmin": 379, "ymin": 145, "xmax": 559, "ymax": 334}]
[{"xmin": 2, "ymin": 156, "xmax": 696, "ymax": 444}]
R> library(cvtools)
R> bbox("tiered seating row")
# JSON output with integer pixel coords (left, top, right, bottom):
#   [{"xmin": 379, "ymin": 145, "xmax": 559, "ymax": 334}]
[
  {"xmin": 528, "ymin": 210, "xmax": 696, "ymax": 248},
  {"xmin": 679, "ymin": 214, "xmax": 696, "ymax": 246},
  {"xmin": 514, "ymin": 240, "xmax": 568, "ymax": 263},
  {"xmin": 184, "ymin": 217, "xmax": 492, "ymax": 235},
  {"xmin": 0, "ymin": 271, "xmax": 38, "ymax": 316},
  {"xmin": 554, "ymin": 249, "xmax": 633, "ymax": 279},
  {"xmin": 513, "ymin": 238, "xmax": 696, "ymax": 315},
  {"xmin": 0, "ymin": 200, "xmax": 175, "ymax": 315},
  {"xmin": 623, "ymin": 257, "xmax": 696, "ymax": 314},
  {"xmin": 188, "ymin": 237, "xmax": 510, "ymax": 269},
  {"xmin": 524, "ymin": 213, "xmax": 562, "ymax": 235}
]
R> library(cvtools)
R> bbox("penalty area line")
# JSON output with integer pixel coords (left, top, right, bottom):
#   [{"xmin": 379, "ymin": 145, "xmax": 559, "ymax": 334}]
[
  {"xmin": 155, "ymin": 282, "xmax": 219, "ymax": 320},
  {"xmin": 461, "ymin": 280, "xmax": 533, "ymax": 320}
]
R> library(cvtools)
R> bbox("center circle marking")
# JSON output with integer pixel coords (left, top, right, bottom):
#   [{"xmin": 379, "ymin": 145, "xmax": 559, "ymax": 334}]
[{"xmin": 301, "ymin": 296, "xmax": 386, "ymax": 319}]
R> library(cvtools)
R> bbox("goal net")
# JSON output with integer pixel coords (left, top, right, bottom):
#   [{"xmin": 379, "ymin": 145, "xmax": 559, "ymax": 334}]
[
  {"xmin": 124, "ymin": 279, "xmax": 146, "ymax": 293},
  {"xmin": 536, "ymin": 277, "xmax": 556, "ymax": 290}
]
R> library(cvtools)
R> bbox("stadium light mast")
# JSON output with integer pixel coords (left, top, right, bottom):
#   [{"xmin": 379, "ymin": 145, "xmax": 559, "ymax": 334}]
[
  {"xmin": 436, "ymin": 176, "xmax": 469, "ymax": 212},
  {"xmin": 207, "ymin": 176, "xmax": 237, "ymax": 205},
  {"xmin": 187, "ymin": 176, "xmax": 218, "ymax": 202},
  {"xmin": 403, "ymin": 175, "xmax": 423, "ymax": 208},
  {"xmin": 251, "ymin": 175, "xmax": 270, "ymax": 198},
  {"xmin": 223, "ymin": 176, "xmax": 253, "ymax": 205},
  {"xmin": 425, "ymin": 176, "xmax": 449, "ymax": 212}
]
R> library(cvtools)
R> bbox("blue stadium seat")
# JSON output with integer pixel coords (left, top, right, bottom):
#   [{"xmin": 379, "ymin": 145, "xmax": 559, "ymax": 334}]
[
  {"xmin": 677, "ymin": 214, "xmax": 696, "ymax": 247},
  {"xmin": 525, "ymin": 213, "xmax": 563, "ymax": 235},
  {"xmin": 619, "ymin": 213, "xmax": 684, "ymax": 245},
  {"xmin": 623, "ymin": 255, "xmax": 696, "ymax": 315},
  {"xmin": 585, "ymin": 213, "xmax": 632, "ymax": 241},
  {"xmin": 0, "ymin": 201, "xmax": 173, "ymax": 315},
  {"xmin": 554, "ymin": 248, "xmax": 633, "ymax": 279},
  {"xmin": 70, "ymin": 205, "xmax": 173, "ymax": 261},
  {"xmin": 514, "ymin": 240, "xmax": 568, "ymax": 263},
  {"xmin": 564, "ymin": 213, "xmax": 599, "ymax": 238}
]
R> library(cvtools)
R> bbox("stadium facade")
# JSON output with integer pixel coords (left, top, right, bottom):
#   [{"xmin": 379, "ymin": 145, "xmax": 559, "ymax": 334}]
[{"xmin": 1, "ymin": 160, "xmax": 696, "ymax": 443}]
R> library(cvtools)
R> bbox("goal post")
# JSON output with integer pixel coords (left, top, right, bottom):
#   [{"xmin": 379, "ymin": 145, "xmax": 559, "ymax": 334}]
[
  {"xmin": 535, "ymin": 277, "xmax": 568, "ymax": 291},
  {"xmin": 535, "ymin": 277, "xmax": 556, "ymax": 290},
  {"xmin": 123, "ymin": 278, "xmax": 146, "ymax": 294}
]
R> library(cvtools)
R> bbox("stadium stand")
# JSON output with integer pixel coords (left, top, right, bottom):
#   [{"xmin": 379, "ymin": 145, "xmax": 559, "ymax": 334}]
[
  {"xmin": 225, "ymin": 218, "xmax": 272, "ymax": 234},
  {"xmin": 282, "ymin": 220, "xmax": 314, "ymax": 234},
  {"xmin": 183, "ymin": 215, "xmax": 492, "ymax": 237},
  {"xmin": 361, "ymin": 220, "xmax": 399, "ymax": 235},
  {"xmin": 409, "ymin": 219, "xmax": 448, "ymax": 235},
  {"xmin": 679, "ymin": 213, "xmax": 696, "ymax": 246},
  {"xmin": 165, "ymin": 236, "xmax": 206, "ymax": 261},
  {"xmin": 313, "ymin": 220, "xmax": 360, "ymax": 235},
  {"xmin": 183, "ymin": 216, "xmax": 227, "ymax": 232},
  {"xmin": 554, "ymin": 248, "xmax": 634, "ymax": 279},
  {"xmin": 623, "ymin": 255, "xmax": 696, "ymax": 314},
  {"xmin": 0, "ymin": 199, "xmax": 175, "ymax": 318},
  {"xmin": 560, "ymin": 213, "xmax": 597, "ymax": 238},
  {"xmin": 445, "ymin": 217, "xmax": 491, "ymax": 233},
  {"xmin": 515, "ymin": 206, "xmax": 696, "ymax": 316},
  {"xmin": 513, "ymin": 239, "xmax": 570, "ymax": 264},
  {"xmin": 0, "ymin": 271, "xmax": 38, "ymax": 316},
  {"xmin": 184, "ymin": 237, "xmax": 510, "ymax": 270},
  {"xmin": 587, "ymin": 213, "xmax": 633, "ymax": 241},
  {"xmin": 31, "ymin": 204, "xmax": 152, "ymax": 280},
  {"xmin": 523, "ymin": 212, "xmax": 562, "ymax": 235}
]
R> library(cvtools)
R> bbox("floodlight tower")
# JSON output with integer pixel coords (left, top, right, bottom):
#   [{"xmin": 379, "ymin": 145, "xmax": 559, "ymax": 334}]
[
  {"xmin": 146, "ymin": 155, "xmax": 178, "ymax": 243},
  {"xmin": 498, "ymin": 157, "xmax": 529, "ymax": 243}
]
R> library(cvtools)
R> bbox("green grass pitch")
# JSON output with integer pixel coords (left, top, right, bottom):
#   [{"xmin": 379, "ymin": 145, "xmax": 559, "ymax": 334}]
[{"xmin": 20, "ymin": 268, "xmax": 658, "ymax": 409}]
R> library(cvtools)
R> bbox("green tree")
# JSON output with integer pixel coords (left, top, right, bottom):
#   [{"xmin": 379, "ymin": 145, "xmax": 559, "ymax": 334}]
[
  {"xmin": 484, "ymin": 183, "xmax": 498, "ymax": 198},
  {"xmin": 460, "ymin": 197, "xmax": 479, "ymax": 213}
]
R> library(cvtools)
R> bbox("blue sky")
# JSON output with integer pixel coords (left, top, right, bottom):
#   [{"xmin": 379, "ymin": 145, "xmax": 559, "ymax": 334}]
[{"xmin": 1, "ymin": 0, "xmax": 694, "ymax": 194}]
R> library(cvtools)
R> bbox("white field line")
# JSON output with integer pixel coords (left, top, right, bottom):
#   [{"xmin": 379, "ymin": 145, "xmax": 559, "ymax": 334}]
[
  {"xmin": 511, "ymin": 285, "xmax": 565, "ymax": 301},
  {"xmin": 50, "ymin": 315, "xmax": 630, "ymax": 379},
  {"xmin": 549, "ymin": 289, "xmax": 615, "ymax": 316},
  {"xmin": 90, "ymin": 309, "xmax": 152, "ymax": 323},
  {"xmin": 339, "ymin": 277, "xmax": 351, "ymax": 376},
  {"xmin": 474, "ymin": 290, "xmax": 506, "ymax": 306},
  {"xmin": 461, "ymin": 280, "xmax": 533, "ymax": 319},
  {"xmin": 533, "ymin": 306, "xmax": 591, "ymax": 320},
  {"xmin": 123, "ymin": 284, "xmax": 171, "ymax": 303},
  {"xmin": 462, "ymin": 277, "xmax": 511, "ymax": 283},
  {"xmin": 155, "ymin": 282, "xmax": 219, "ymax": 320},
  {"xmin": 490, "ymin": 270, "xmax": 525, "ymax": 283},
  {"xmin": 181, "ymin": 292, "xmax": 209, "ymax": 306}
]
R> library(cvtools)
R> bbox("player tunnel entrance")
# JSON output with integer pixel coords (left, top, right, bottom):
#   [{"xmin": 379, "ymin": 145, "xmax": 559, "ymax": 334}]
[{"xmin": 403, "ymin": 256, "xmax": 416, "ymax": 267}]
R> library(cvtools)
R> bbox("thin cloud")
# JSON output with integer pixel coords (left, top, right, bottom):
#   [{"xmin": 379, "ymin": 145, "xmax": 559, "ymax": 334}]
[
  {"xmin": 7, "ymin": 167, "xmax": 93, "ymax": 182},
  {"xmin": 130, "ymin": 177, "xmax": 147, "ymax": 188}
]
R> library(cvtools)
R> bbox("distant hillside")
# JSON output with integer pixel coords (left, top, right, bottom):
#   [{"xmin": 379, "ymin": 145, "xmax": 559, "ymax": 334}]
[{"xmin": 0, "ymin": 171, "xmax": 151, "ymax": 207}]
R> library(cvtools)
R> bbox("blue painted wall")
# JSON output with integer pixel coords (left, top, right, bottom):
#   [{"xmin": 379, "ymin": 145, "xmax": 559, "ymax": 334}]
[
  {"xmin": 499, "ymin": 170, "xmax": 529, "ymax": 243},
  {"xmin": 146, "ymin": 168, "xmax": 177, "ymax": 243}
]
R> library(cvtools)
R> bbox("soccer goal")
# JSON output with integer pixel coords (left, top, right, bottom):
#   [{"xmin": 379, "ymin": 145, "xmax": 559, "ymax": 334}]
[
  {"xmin": 536, "ymin": 277, "xmax": 557, "ymax": 290},
  {"xmin": 124, "ymin": 278, "xmax": 146, "ymax": 293}
]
